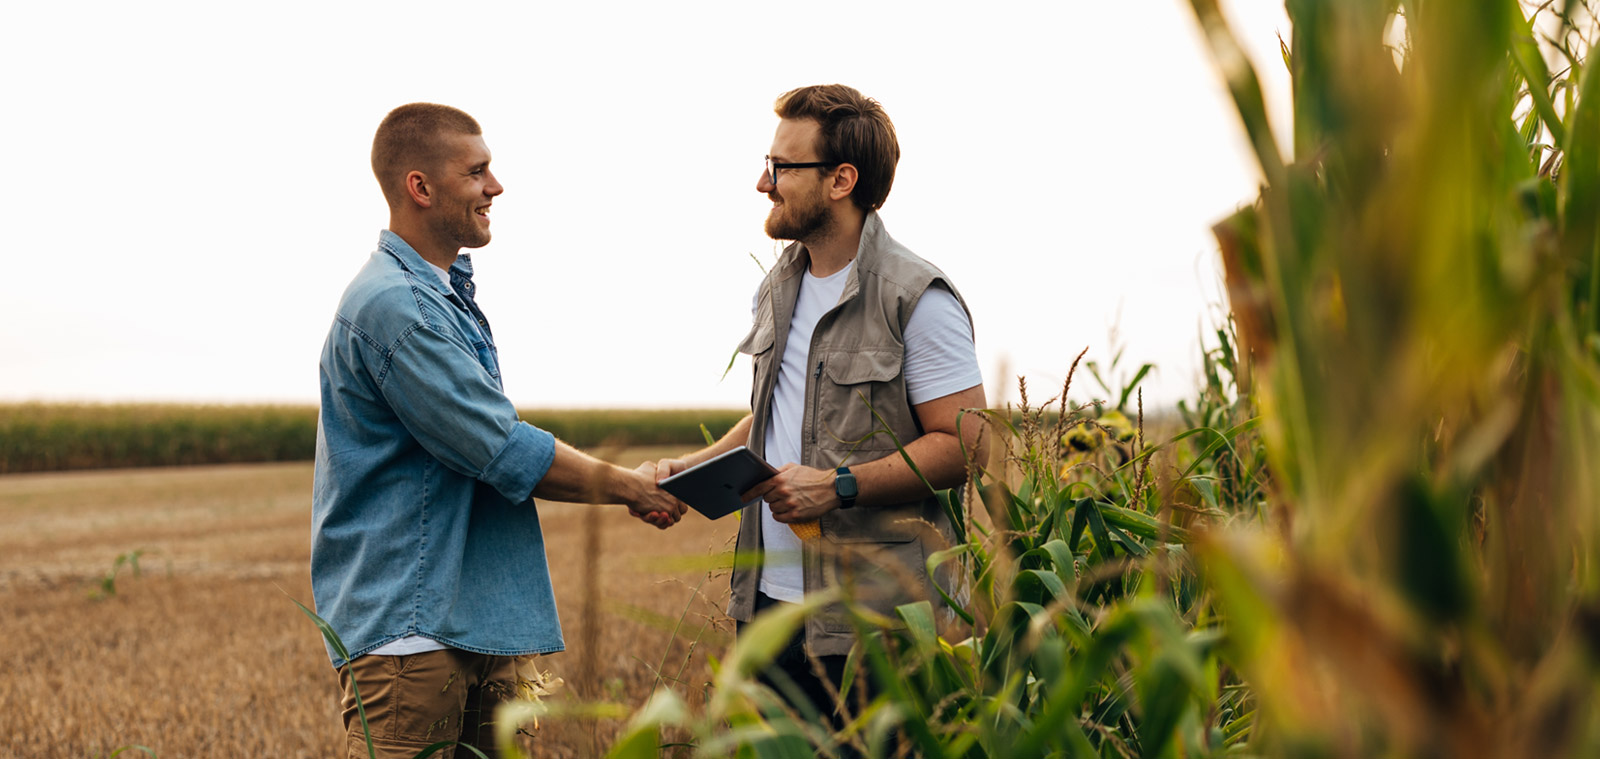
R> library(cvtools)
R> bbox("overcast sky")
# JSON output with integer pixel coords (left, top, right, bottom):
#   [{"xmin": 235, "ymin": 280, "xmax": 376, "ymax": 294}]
[{"xmin": 1, "ymin": 0, "xmax": 1292, "ymax": 410}]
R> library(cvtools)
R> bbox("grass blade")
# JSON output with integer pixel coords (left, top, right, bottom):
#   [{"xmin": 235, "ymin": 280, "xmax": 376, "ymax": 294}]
[{"xmin": 285, "ymin": 594, "xmax": 375, "ymax": 759}]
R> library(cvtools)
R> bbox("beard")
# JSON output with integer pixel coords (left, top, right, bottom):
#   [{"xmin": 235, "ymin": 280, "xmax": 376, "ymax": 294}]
[
  {"xmin": 764, "ymin": 186, "xmax": 833, "ymax": 243},
  {"xmin": 441, "ymin": 200, "xmax": 492, "ymax": 250}
]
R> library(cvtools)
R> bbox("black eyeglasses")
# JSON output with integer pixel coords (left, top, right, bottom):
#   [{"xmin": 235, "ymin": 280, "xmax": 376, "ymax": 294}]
[{"xmin": 765, "ymin": 155, "xmax": 840, "ymax": 185}]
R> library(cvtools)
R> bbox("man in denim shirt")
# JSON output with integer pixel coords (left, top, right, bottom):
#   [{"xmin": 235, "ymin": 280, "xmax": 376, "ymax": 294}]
[{"xmin": 313, "ymin": 103, "xmax": 685, "ymax": 758}]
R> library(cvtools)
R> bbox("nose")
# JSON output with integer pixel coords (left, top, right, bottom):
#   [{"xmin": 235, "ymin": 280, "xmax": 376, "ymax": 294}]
[
  {"xmin": 756, "ymin": 168, "xmax": 775, "ymax": 194},
  {"xmin": 485, "ymin": 169, "xmax": 504, "ymax": 197}
]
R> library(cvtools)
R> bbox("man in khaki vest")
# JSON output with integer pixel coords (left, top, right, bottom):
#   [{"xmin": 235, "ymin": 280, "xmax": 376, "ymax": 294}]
[{"xmin": 655, "ymin": 84, "xmax": 988, "ymax": 724}]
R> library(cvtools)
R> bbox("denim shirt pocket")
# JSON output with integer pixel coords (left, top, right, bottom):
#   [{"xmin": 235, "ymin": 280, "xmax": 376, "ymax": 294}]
[{"xmin": 473, "ymin": 340, "xmax": 501, "ymax": 382}]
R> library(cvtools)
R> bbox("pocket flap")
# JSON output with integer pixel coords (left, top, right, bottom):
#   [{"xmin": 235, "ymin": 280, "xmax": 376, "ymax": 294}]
[
  {"xmin": 738, "ymin": 324, "xmax": 775, "ymax": 356},
  {"xmin": 824, "ymin": 349, "xmax": 902, "ymax": 384},
  {"xmin": 822, "ymin": 505, "xmax": 920, "ymax": 543}
]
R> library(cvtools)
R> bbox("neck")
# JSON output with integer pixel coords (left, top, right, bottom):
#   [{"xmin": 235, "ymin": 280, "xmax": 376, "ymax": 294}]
[
  {"xmin": 388, "ymin": 215, "xmax": 459, "ymax": 271},
  {"xmin": 803, "ymin": 206, "xmax": 866, "ymax": 278}
]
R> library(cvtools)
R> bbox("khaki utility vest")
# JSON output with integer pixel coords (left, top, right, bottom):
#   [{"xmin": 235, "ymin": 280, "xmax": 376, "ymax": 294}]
[{"xmin": 730, "ymin": 212, "xmax": 973, "ymax": 656}]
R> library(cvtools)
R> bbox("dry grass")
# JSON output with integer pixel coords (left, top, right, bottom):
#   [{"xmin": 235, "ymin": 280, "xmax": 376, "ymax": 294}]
[{"xmin": 0, "ymin": 448, "xmax": 738, "ymax": 758}]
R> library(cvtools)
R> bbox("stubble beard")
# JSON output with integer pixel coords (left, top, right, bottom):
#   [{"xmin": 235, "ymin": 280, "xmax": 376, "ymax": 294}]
[
  {"xmin": 764, "ymin": 188, "xmax": 833, "ymax": 244},
  {"xmin": 444, "ymin": 204, "xmax": 492, "ymax": 250}
]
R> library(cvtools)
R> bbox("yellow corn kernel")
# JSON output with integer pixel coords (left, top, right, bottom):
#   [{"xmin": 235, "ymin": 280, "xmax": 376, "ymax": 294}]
[{"xmin": 788, "ymin": 519, "xmax": 821, "ymax": 541}]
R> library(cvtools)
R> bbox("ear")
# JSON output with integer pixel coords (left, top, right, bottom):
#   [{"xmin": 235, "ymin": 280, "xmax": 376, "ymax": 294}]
[
  {"xmin": 404, "ymin": 170, "xmax": 433, "ymax": 209},
  {"xmin": 827, "ymin": 164, "xmax": 859, "ymax": 203}
]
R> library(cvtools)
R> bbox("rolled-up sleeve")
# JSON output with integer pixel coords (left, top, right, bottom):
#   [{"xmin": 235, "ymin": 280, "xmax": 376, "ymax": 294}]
[
  {"xmin": 375, "ymin": 321, "xmax": 555, "ymax": 503},
  {"xmin": 482, "ymin": 421, "xmax": 555, "ymax": 502}
]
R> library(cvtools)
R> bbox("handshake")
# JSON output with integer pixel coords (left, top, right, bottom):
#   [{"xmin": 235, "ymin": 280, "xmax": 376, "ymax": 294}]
[{"xmin": 620, "ymin": 459, "xmax": 687, "ymax": 530}]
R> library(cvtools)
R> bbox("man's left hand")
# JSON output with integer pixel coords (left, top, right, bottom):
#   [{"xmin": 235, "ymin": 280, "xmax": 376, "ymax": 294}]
[{"xmin": 743, "ymin": 463, "xmax": 839, "ymax": 523}]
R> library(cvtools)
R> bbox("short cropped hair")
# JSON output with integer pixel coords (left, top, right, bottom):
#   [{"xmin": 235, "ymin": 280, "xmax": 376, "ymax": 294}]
[
  {"xmin": 774, "ymin": 85, "xmax": 900, "ymax": 211},
  {"xmin": 371, "ymin": 103, "xmax": 482, "ymax": 208}
]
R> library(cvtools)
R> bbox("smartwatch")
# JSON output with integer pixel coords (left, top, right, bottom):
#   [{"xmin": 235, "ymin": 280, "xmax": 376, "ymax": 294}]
[{"xmin": 834, "ymin": 466, "xmax": 858, "ymax": 510}]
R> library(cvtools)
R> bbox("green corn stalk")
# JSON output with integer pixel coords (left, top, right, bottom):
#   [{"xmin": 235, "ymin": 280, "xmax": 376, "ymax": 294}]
[{"xmin": 1189, "ymin": 0, "xmax": 1600, "ymax": 755}]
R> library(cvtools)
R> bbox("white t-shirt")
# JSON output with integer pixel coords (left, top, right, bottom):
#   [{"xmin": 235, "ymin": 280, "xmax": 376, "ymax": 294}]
[
  {"xmin": 757, "ymin": 261, "xmax": 983, "ymax": 602},
  {"xmin": 426, "ymin": 260, "xmax": 487, "ymax": 344}
]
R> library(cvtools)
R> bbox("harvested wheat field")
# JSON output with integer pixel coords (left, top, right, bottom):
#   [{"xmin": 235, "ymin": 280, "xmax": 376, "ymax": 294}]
[{"xmin": 0, "ymin": 449, "xmax": 739, "ymax": 758}]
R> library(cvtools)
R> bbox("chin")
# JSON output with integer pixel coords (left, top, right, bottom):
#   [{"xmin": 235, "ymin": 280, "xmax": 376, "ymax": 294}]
[{"xmin": 765, "ymin": 215, "xmax": 794, "ymax": 241}]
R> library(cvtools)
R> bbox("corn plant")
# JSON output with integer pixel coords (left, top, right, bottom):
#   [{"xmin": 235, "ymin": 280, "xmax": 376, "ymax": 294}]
[
  {"xmin": 1190, "ymin": 0, "xmax": 1600, "ymax": 755},
  {"xmin": 91, "ymin": 549, "xmax": 147, "ymax": 600},
  {"xmin": 1175, "ymin": 321, "xmax": 1270, "ymax": 522}
]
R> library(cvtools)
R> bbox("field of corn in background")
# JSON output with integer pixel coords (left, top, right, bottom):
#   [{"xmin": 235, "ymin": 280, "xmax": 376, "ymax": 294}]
[
  {"xmin": 7, "ymin": 1, "xmax": 1600, "ymax": 757},
  {"xmin": 0, "ymin": 406, "xmax": 748, "ymax": 474}
]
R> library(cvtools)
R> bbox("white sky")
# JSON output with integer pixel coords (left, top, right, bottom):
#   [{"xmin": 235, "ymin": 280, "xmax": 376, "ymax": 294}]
[{"xmin": 0, "ymin": 0, "xmax": 1291, "ymax": 410}]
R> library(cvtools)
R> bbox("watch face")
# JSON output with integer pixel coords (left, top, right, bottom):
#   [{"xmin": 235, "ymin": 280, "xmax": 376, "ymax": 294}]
[{"xmin": 836, "ymin": 471, "xmax": 859, "ymax": 499}]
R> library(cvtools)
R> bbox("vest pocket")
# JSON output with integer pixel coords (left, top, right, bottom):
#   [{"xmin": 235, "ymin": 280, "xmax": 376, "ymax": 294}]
[
  {"xmin": 817, "ymin": 538, "xmax": 929, "ymax": 632},
  {"xmin": 817, "ymin": 348, "xmax": 904, "ymax": 454},
  {"xmin": 822, "ymin": 504, "xmax": 921, "ymax": 543}
]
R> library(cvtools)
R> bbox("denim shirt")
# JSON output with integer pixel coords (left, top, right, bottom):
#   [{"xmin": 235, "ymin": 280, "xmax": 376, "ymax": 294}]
[{"xmin": 311, "ymin": 230, "xmax": 563, "ymax": 667}]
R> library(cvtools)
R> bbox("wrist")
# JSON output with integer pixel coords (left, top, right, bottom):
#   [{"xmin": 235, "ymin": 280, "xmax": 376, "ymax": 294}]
[
  {"xmin": 611, "ymin": 465, "xmax": 647, "ymax": 506},
  {"xmin": 833, "ymin": 466, "xmax": 858, "ymax": 510}
]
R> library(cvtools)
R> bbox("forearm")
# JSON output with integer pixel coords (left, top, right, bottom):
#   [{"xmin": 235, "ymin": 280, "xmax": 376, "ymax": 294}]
[
  {"xmin": 531, "ymin": 438, "xmax": 641, "ymax": 504},
  {"xmin": 680, "ymin": 414, "xmax": 753, "ymax": 467},
  {"xmin": 754, "ymin": 388, "xmax": 989, "ymax": 523},
  {"xmin": 851, "ymin": 430, "xmax": 974, "ymax": 508}
]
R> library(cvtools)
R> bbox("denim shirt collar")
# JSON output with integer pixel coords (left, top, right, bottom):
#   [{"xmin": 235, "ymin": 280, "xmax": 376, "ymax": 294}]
[{"xmin": 377, "ymin": 230, "xmax": 477, "ymax": 300}]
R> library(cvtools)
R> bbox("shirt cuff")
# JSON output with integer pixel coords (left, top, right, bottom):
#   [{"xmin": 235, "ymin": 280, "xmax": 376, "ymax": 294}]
[{"xmin": 480, "ymin": 421, "xmax": 556, "ymax": 502}]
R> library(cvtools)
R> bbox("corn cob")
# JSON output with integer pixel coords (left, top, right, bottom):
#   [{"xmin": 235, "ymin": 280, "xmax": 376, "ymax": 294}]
[{"xmin": 788, "ymin": 519, "xmax": 821, "ymax": 541}]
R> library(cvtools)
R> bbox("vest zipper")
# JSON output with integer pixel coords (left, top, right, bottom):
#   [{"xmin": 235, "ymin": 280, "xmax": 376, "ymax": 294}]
[{"xmin": 810, "ymin": 360, "xmax": 824, "ymax": 445}]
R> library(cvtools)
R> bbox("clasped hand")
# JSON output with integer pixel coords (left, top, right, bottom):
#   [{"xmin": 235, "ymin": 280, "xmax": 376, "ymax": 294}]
[{"xmin": 627, "ymin": 461, "xmax": 687, "ymax": 530}]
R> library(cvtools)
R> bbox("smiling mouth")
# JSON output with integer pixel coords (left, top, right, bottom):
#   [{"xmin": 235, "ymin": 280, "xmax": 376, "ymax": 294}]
[{"xmin": 476, "ymin": 206, "xmax": 491, "ymax": 218}]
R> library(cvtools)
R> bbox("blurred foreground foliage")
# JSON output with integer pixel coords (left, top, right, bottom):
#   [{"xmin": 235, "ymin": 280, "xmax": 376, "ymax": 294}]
[
  {"xmin": 1198, "ymin": 0, "xmax": 1600, "ymax": 754},
  {"xmin": 506, "ymin": 2, "xmax": 1600, "ymax": 757},
  {"xmin": 0, "ymin": 404, "xmax": 745, "ymax": 474}
]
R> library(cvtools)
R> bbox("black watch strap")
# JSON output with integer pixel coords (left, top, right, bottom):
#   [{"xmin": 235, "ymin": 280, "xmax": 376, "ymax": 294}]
[{"xmin": 834, "ymin": 466, "xmax": 858, "ymax": 509}]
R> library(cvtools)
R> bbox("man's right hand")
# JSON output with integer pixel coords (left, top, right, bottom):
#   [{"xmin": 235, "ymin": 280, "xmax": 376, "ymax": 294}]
[{"xmin": 626, "ymin": 462, "xmax": 686, "ymax": 529}]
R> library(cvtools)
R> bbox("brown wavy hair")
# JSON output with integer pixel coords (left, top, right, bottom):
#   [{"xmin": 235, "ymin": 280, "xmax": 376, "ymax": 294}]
[{"xmin": 774, "ymin": 85, "xmax": 900, "ymax": 211}]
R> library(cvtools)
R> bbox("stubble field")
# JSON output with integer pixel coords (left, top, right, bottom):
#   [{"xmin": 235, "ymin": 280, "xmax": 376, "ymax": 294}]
[{"xmin": 0, "ymin": 448, "xmax": 737, "ymax": 758}]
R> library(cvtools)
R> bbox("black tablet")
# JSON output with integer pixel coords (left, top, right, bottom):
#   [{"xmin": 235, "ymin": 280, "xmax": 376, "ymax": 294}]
[{"xmin": 658, "ymin": 446, "xmax": 779, "ymax": 519}]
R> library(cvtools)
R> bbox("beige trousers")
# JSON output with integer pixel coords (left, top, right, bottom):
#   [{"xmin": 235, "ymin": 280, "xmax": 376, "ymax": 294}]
[{"xmin": 338, "ymin": 648, "xmax": 521, "ymax": 759}]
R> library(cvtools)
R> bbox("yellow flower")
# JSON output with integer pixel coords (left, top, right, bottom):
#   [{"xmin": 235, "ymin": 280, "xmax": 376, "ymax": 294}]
[
  {"xmin": 1063, "ymin": 424, "xmax": 1102, "ymax": 452},
  {"xmin": 1100, "ymin": 410, "xmax": 1136, "ymax": 442}
]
